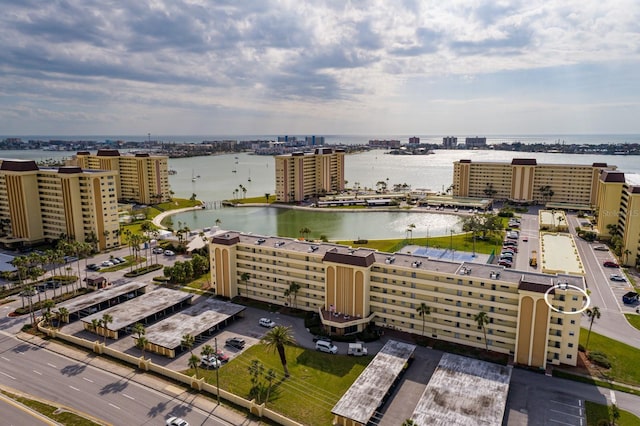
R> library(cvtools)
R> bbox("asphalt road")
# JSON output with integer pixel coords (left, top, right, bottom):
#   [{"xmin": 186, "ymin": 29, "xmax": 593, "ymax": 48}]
[{"xmin": 0, "ymin": 393, "xmax": 55, "ymax": 426}]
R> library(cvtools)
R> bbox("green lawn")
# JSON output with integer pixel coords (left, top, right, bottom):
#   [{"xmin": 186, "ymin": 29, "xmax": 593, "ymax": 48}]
[
  {"xmin": 337, "ymin": 232, "xmax": 502, "ymax": 255},
  {"xmin": 1, "ymin": 390, "xmax": 101, "ymax": 425},
  {"xmin": 580, "ymin": 328, "xmax": 640, "ymax": 385},
  {"xmin": 585, "ymin": 401, "xmax": 640, "ymax": 426},
  {"xmin": 624, "ymin": 314, "xmax": 640, "ymax": 332},
  {"xmin": 186, "ymin": 344, "xmax": 370, "ymax": 426}
]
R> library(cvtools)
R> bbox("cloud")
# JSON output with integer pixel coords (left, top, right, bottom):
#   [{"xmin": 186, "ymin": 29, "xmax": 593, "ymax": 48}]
[{"xmin": 0, "ymin": 0, "xmax": 639, "ymax": 134}]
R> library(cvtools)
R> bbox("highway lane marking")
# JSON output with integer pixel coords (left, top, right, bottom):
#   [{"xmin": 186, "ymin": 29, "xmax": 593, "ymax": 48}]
[
  {"xmin": 32, "ymin": 370, "xmax": 42, "ymax": 375},
  {"xmin": 1, "ymin": 356, "xmax": 10, "ymax": 362},
  {"xmin": 549, "ymin": 419, "xmax": 576, "ymax": 425},
  {"xmin": 122, "ymin": 393, "xmax": 135, "ymax": 400},
  {"xmin": 47, "ymin": 362, "xmax": 56, "ymax": 368},
  {"xmin": 610, "ymin": 390, "xmax": 616, "ymax": 405},
  {"xmin": 0, "ymin": 371, "xmax": 16, "ymax": 380},
  {"xmin": 69, "ymin": 385, "xmax": 81, "ymax": 391},
  {"xmin": 108, "ymin": 402, "xmax": 121, "ymax": 410},
  {"xmin": 83, "ymin": 377, "xmax": 94, "ymax": 383}
]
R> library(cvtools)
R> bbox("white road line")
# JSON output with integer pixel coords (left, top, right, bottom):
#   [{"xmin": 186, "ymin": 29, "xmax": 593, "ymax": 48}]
[
  {"xmin": 0, "ymin": 371, "xmax": 16, "ymax": 380},
  {"xmin": 32, "ymin": 370, "xmax": 42, "ymax": 375},
  {"xmin": 47, "ymin": 362, "xmax": 56, "ymax": 368},
  {"xmin": 108, "ymin": 402, "xmax": 120, "ymax": 410},
  {"xmin": 549, "ymin": 418, "xmax": 576, "ymax": 425},
  {"xmin": 550, "ymin": 409, "xmax": 583, "ymax": 419},
  {"xmin": 610, "ymin": 390, "xmax": 616, "ymax": 405},
  {"xmin": 83, "ymin": 377, "xmax": 94, "ymax": 383},
  {"xmin": 69, "ymin": 385, "xmax": 81, "ymax": 391},
  {"xmin": 0, "ymin": 356, "xmax": 10, "ymax": 361},
  {"xmin": 122, "ymin": 393, "xmax": 135, "ymax": 400},
  {"xmin": 550, "ymin": 399, "xmax": 582, "ymax": 409}
]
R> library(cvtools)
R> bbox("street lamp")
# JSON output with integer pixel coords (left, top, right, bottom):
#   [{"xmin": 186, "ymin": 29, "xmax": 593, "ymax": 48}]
[
  {"xmin": 426, "ymin": 226, "xmax": 430, "ymax": 250},
  {"xmin": 450, "ymin": 229, "xmax": 454, "ymax": 251}
]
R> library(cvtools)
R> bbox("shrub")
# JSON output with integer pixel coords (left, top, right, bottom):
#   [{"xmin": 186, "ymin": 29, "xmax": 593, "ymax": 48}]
[
  {"xmin": 124, "ymin": 264, "xmax": 163, "ymax": 278},
  {"xmin": 588, "ymin": 351, "xmax": 612, "ymax": 369}
]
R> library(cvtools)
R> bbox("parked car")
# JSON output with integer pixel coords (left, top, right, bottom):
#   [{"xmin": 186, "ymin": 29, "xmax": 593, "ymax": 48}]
[
  {"xmin": 522, "ymin": 237, "xmax": 528, "ymax": 242},
  {"xmin": 152, "ymin": 247, "xmax": 164, "ymax": 254},
  {"xmin": 259, "ymin": 318, "xmax": 276, "ymax": 328},
  {"xmin": 201, "ymin": 356, "xmax": 221, "ymax": 369},
  {"xmin": 315, "ymin": 340, "xmax": 338, "ymax": 354},
  {"xmin": 603, "ymin": 261, "xmax": 619, "ymax": 268},
  {"xmin": 225, "ymin": 337, "xmax": 246, "ymax": 349},
  {"xmin": 166, "ymin": 417, "xmax": 189, "ymax": 426},
  {"xmin": 110, "ymin": 258, "xmax": 122, "ymax": 264},
  {"xmin": 164, "ymin": 250, "xmax": 176, "ymax": 256},
  {"xmin": 622, "ymin": 291, "xmax": 639, "ymax": 304},
  {"xmin": 313, "ymin": 335, "xmax": 333, "ymax": 345},
  {"xmin": 498, "ymin": 260, "xmax": 513, "ymax": 267},
  {"xmin": 215, "ymin": 350, "xmax": 229, "ymax": 363},
  {"xmin": 101, "ymin": 261, "xmax": 114, "ymax": 267},
  {"xmin": 610, "ymin": 274, "xmax": 626, "ymax": 282},
  {"xmin": 503, "ymin": 241, "xmax": 518, "ymax": 247},
  {"xmin": 502, "ymin": 247, "xmax": 517, "ymax": 253},
  {"xmin": 594, "ymin": 245, "xmax": 608, "ymax": 251}
]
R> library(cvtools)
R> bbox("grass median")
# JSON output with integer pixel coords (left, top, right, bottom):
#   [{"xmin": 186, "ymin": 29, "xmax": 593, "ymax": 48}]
[{"xmin": 580, "ymin": 328, "xmax": 640, "ymax": 386}]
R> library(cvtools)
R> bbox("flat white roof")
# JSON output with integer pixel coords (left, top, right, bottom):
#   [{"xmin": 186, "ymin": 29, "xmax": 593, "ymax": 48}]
[
  {"xmin": 82, "ymin": 287, "xmax": 192, "ymax": 331},
  {"xmin": 143, "ymin": 298, "xmax": 245, "ymax": 349},
  {"xmin": 410, "ymin": 353, "xmax": 512, "ymax": 426},
  {"xmin": 58, "ymin": 282, "xmax": 148, "ymax": 315},
  {"xmin": 331, "ymin": 340, "xmax": 416, "ymax": 424},
  {"xmin": 540, "ymin": 232, "xmax": 585, "ymax": 275}
]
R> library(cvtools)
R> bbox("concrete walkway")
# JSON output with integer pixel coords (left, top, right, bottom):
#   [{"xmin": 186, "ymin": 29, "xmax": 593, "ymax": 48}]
[{"xmin": 151, "ymin": 206, "xmax": 203, "ymax": 229}]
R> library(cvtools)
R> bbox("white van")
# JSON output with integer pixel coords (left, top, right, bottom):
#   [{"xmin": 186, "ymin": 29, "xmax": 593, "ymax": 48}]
[{"xmin": 315, "ymin": 340, "xmax": 338, "ymax": 354}]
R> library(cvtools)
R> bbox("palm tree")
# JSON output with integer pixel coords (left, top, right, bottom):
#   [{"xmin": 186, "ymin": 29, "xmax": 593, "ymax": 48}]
[
  {"xmin": 264, "ymin": 193, "xmax": 271, "ymax": 203},
  {"xmin": 100, "ymin": 313, "xmax": 113, "ymax": 343},
  {"xmin": 91, "ymin": 318, "xmax": 101, "ymax": 337},
  {"xmin": 474, "ymin": 311, "xmax": 490, "ymax": 351},
  {"xmin": 136, "ymin": 336, "xmax": 149, "ymax": 359},
  {"xmin": 215, "ymin": 218, "xmax": 222, "ymax": 227},
  {"xmin": 624, "ymin": 249, "xmax": 632, "ymax": 265},
  {"xmin": 264, "ymin": 368, "xmax": 277, "ymax": 404},
  {"xmin": 261, "ymin": 325, "xmax": 296, "ymax": 377},
  {"xmin": 299, "ymin": 227, "xmax": 311, "ymax": 240},
  {"xmin": 283, "ymin": 289, "xmax": 291, "ymax": 307},
  {"xmin": 201, "ymin": 344, "xmax": 214, "ymax": 361},
  {"xmin": 416, "ymin": 302, "xmax": 431, "ymax": 337},
  {"xmin": 181, "ymin": 333, "xmax": 195, "ymax": 355},
  {"xmin": 42, "ymin": 299, "xmax": 56, "ymax": 328},
  {"xmin": 240, "ymin": 272, "xmax": 251, "ymax": 298},
  {"xmin": 289, "ymin": 282, "xmax": 301, "ymax": 309},
  {"xmin": 188, "ymin": 354, "xmax": 201, "ymax": 378},
  {"xmin": 585, "ymin": 306, "xmax": 601, "ymax": 351},
  {"xmin": 406, "ymin": 223, "xmax": 416, "ymax": 242},
  {"xmin": 133, "ymin": 322, "xmax": 146, "ymax": 340},
  {"xmin": 56, "ymin": 307, "xmax": 69, "ymax": 327}
]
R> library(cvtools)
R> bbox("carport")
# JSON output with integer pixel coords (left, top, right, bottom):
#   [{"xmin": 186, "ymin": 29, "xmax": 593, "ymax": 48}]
[
  {"xmin": 409, "ymin": 353, "xmax": 512, "ymax": 425},
  {"xmin": 331, "ymin": 340, "xmax": 416, "ymax": 426},
  {"xmin": 81, "ymin": 287, "xmax": 193, "ymax": 339},
  {"xmin": 57, "ymin": 281, "xmax": 148, "ymax": 322},
  {"xmin": 139, "ymin": 298, "xmax": 246, "ymax": 358}
]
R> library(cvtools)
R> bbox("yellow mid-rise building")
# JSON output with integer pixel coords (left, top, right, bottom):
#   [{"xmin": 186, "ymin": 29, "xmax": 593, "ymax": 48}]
[
  {"xmin": 0, "ymin": 160, "xmax": 119, "ymax": 250},
  {"xmin": 74, "ymin": 149, "xmax": 170, "ymax": 204},
  {"xmin": 210, "ymin": 232, "xmax": 585, "ymax": 368},
  {"xmin": 275, "ymin": 148, "xmax": 345, "ymax": 202},
  {"xmin": 453, "ymin": 159, "xmax": 614, "ymax": 208}
]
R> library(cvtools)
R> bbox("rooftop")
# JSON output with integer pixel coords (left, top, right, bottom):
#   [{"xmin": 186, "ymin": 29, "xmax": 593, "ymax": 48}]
[
  {"xmin": 143, "ymin": 298, "xmax": 245, "ymax": 349},
  {"xmin": 82, "ymin": 287, "xmax": 192, "ymax": 331},
  {"xmin": 540, "ymin": 232, "xmax": 585, "ymax": 276},
  {"xmin": 410, "ymin": 353, "xmax": 512, "ymax": 426},
  {"xmin": 58, "ymin": 282, "xmax": 148, "ymax": 315},
  {"xmin": 331, "ymin": 340, "xmax": 416, "ymax": 424}
]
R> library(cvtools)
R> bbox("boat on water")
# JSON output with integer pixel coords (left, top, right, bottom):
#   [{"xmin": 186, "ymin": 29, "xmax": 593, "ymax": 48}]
[{"xmin": 191, "ymin": 169, "xmax": 196, "ymax": 182}]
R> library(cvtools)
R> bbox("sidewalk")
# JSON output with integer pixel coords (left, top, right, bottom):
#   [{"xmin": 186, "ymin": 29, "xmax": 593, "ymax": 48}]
[{"xmin": 16, "ymin": 332, "xmax": 261, "ymax": 426}]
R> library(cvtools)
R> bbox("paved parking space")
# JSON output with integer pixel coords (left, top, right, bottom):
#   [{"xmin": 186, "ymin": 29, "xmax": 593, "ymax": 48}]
[{"xmin": 505, "ymin": 384, "xmax": 589, "ymax": 426}]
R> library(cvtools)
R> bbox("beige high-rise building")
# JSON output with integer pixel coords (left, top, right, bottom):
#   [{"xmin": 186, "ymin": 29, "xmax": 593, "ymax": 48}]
[
  {"xmin": 74, "ymin": 150, "xmax": 170, "ymax": 204},
  {"xmin": 453, "ymin": 159, "xmax": 614, "ymax": 208},
  {"xmin": 0, "ymin": 160, "xmax": 119, "ymax": 250},
  {"xmin": 275, "ymin": 148, "xmax": 345, "ymax": 202},
  {"xmin": 210, "ymin": 232, "xmax": 584, "ymax": 368},
  {"xmin": 596, "ymin": 170, "xmax": 640, "ymax": 266}
]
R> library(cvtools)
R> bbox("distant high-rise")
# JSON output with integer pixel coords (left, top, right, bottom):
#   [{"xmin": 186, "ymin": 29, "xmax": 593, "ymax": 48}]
[
  {"xmin": 305, "ymin": 136, "xmax": 325, "ymax": 146},
  {"xmin": 443, "ymin": 136, "xmax": 458, "ymax": 148},
  {"xmin": 408, "ymin": 136, "xmax": 420, "ymax": 145},
  {"xmin": 275, "ymin": 148, "xmax": 345, "ymax": 202},
  {"xmin": 0, "ymin": 160, "xmax": 119, "ymax": 249},
  {"xmin": 74, "ymin": 150, "xmax": 170, "ymax": 204},
  {"xmin": 465, "ymin": 136, "xmax": 487, "ymax": 148}
]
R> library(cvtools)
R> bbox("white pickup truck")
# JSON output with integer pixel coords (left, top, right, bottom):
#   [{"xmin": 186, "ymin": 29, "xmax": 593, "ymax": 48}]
[{"xmin": 348, "ymin": 342, "xmax": 368, "ymax": 356}]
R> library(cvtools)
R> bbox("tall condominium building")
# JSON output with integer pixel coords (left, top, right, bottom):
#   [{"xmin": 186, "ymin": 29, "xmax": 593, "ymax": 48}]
[
  {"xmin": 443, "ymin": 136, "xmax": 458, "ymax": 148},
  {"xmin": 74, "ymin": 150, "xmax": 170, "ymax": 204},
  {"xmin": 275, "ymin": 148, "xmax": 345, "ymax": 202},
  {"xmin": 596, "ymin": 170, "xmax": 640, "ymax": 266},
  {"xmin": 465, "ymin": 137, "xmax": 487, "ymax": 148},
  {"xmin": 0, "ymin": 160, "xmax": 119, "ymax": 250},
  {"xmin": 453, "ymin": 159, "xmax": 615, "ymax": 207},
  {"xmin": 210, "ymin": 232, "xmax": 584, "ymax": 368}
]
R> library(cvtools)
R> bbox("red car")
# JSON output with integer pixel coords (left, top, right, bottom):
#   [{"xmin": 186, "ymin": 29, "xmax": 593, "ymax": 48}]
[
  {"xmin": 215, "ymin": 350, "xmax": 229, "ymax": 363},
  {"xmin": 603, "ymin": 261, "xmax": 619, "ymax": 268}
]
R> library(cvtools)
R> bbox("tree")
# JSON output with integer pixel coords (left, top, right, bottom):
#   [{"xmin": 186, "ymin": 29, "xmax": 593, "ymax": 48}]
[
  {"xmin": 288, "ymin": 282, "xmax": 301, "ymax": 309},
  {"xmin": 201, "ymin": 344, "xmax": 214, "ymax": 361},
  {"xmin": 261, "ymin": 326, "xmax": 296, "ymax": 377},
  {"xmin": 264, "ymin": 368, "xmax": 277, "ymax": 404},
  {"xmin": 132, "ymin": 322, "xmax": 146, "ymax": 340},
  {"xmin": 402, "ymin": 420, "xmax": 417, "ymax": 426},
  {"xmin": 215, "ymin": 218, "xmax": 222, "ymax": 227},
  {"xmin": 188, "ymin": 354, "xmax": 201, "ymax": 378},
  {"xmin": 240, "ymin": 272, "xmax": 251, "ymax": 298},
  {"xmin": 56, "ymin": 307, "xmax": 69, "ymax": 327},
  {"xmin": 264, "ymin": 193, "xmax": 271, "ymax": 203},
  {"xmin": 416, "ymin": 302, "xmax": 431, "ymax": 337},
  {"xmin": 474, "ymin": 311, "xmax": 490, "ymax": 351},
  {"xmin": 91, "ymin": 318, "xmax": 101, "ymax": 336},
  {"xmin": 248, "ymin": 359, "xmax": 265, "ymax": 401},
  {"xmin": 624, "ymin": 249, "xmax": 632, "ymax": 265},
  {"xmin": 299, "ymin": 227, "xmax": 311, "ymax": 240},
  {"xmin": 42, "ymin": 299, "xmax": 56, "ymax": 328},
  {"xmin": 585, "ymin": 306, "xmax": 601, "ymax": 351},
  {"xmin": 136, "ymin": 336, "xmax": 149, "ymax": 359},
  {"xmin": 181, "ymin": 333, "xmax": 195, "ymax": 355},
  {"xmin": 406, "ymin": 223, "xmax": 416, "ymax": 242},
  {"xmin": 101, "ymin": 313, "xmax": 113, "ymax": 343}
]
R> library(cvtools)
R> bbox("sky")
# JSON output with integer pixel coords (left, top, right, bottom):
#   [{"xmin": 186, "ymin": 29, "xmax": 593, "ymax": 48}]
[{"xmin": 1, "ymin": 0, "xmax": 640, "ymax": 136}]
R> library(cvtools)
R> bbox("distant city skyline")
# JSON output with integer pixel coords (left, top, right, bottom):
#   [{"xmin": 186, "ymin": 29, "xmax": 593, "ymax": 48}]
[{"xmin": 1, "ymin": 1, "xmax": 639, "ymax": 135}]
